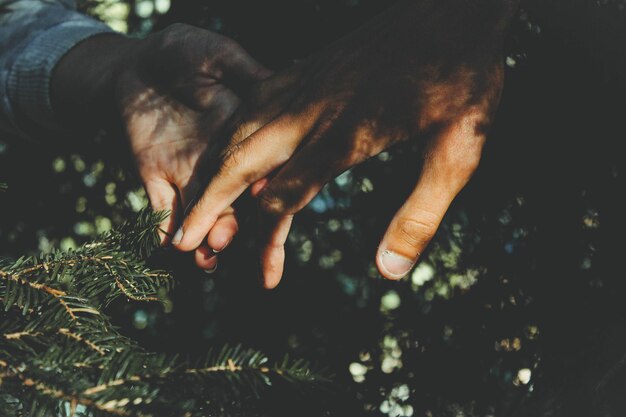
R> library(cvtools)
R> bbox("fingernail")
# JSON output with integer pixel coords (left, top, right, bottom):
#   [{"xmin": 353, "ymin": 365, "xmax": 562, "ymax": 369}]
[
  {"xmin": 379, "ymin": 250, "xmax": 414, "ymax": 279},
  {"xmin": 212, "ymin": 238, "xmax": 232, "ymax": 254},
  {"xmin": 172, "ymin": 227, "xmax": 183, "ymax": 245},
  {"xmin": 204, "ymin": 263, "xmax": 218, "ymax": 274}
]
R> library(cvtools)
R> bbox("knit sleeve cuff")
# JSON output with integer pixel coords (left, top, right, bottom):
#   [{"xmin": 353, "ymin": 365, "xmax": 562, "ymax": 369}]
[{"xmin": 7, "ymin": 20, "xmax": 113, "ymax": 134}]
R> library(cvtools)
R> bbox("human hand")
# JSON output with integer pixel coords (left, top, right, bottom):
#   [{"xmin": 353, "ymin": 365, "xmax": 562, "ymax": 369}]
[
  {"xmin": 51, "ymin": 24, "xmax": 270, "ymax": 270},
  {"xmin": 173, "ymin": 0, "xmax": 519, "ymax": 285}
]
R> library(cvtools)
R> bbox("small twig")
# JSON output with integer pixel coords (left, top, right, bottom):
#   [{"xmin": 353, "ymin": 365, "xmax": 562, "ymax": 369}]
[
  {"xmin": 58, "ymin": 328, "xmax": 106, "ymax": 356},
  {"xmin": 9, "ymin": 255, "xmax": 115, "ymax": 280},
  {"xmin": 184, "ymin": 359, "xmax": 271, "ymax": 374},
  {"xmin": 100, "ymin": 261, "xmax": 158, "ymax": 302},
  {"xmin": 0, "ymin": 269, "xmax": 66, "ymax": 297},
  {"xmin": 3, "ymin": 331, "xmax": 43, "ymax": 340},
  {"xmin": 82, "ymin": 376, "xmax": 141, "ymax": 396}
]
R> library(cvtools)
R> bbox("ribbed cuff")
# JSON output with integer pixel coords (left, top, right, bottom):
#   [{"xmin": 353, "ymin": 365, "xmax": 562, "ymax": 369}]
[{"xmin": 7, "ymin": 20, "xmax": 113, "ymax": 134}]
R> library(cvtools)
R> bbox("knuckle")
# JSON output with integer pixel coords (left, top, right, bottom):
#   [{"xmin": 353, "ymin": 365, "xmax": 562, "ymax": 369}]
[
  {"xmin": 258, "ymin": 188, "xmax": 289, "ymax": 216},
  {"xmin": 396, "ymin": 217, "xmax": 438, "ymax": 250}
]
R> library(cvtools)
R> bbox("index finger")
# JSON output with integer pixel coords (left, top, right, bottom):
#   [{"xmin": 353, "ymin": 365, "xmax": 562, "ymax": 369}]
[{"xmin": 172, "ymin": 113, "xmax": 315, "ymax": 251}]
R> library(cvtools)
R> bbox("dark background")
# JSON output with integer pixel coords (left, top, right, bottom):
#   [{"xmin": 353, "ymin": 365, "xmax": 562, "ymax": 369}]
[{"xmin": 2, "ymin": 0, "xmax": 626, "ymax": 416}]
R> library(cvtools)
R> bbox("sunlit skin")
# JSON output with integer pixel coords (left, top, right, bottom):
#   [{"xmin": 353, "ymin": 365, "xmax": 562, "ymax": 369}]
[
  {"xmin": 51, "ymin": 24, "xmax": 270, "ymax": 272},
  {"xmin": 173, "ymin": 0, "xmax": 520, "ymax": 287}
]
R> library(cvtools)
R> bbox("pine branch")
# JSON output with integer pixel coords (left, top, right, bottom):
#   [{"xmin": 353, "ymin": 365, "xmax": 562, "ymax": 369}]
[
  {"xmin": 105, "ymin": 209, "xmax": 169, "ymax": 259},
  {"xmin": 0, "ymin": 209, "xmax": 331, "ymax": 417},
  {"xmin": 0, "ymin": 359, "xmax": 132, "ymax": 416}
]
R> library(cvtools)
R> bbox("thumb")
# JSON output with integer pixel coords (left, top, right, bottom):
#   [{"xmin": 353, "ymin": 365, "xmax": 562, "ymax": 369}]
[
  {"xmin": 376, "ymin": 187, "xmax": 451, "ymax": 280},
  {"xmin": 376, "ymin": 116, "xmax": 485, "ymax": 280}
]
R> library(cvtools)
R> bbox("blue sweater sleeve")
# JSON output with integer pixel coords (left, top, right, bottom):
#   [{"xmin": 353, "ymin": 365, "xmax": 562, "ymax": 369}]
[{"xmin": 0, "ymin": 0, "xmax": 113, "ymax": 139}]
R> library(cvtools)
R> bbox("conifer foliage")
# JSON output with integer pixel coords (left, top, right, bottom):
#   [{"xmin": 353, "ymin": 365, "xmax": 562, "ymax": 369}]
[{"xmin": 0, "ymin": 204, "xmax": 328, "ymax": 417}]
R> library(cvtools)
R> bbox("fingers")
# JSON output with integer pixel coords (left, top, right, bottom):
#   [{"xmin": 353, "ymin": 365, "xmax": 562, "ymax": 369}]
[
  {"xmin": 258, "ymin": 213, "xmax": 294, "ymax": 289},
  {"xmin": 193, "ymin": 209, "xmax": 238, "ymax": 272},
  {"xmin": 376, "ymin": 116, "xmax": 486, "ymax": 280},
  {"xmin": 250, "ymin": 178, "xmax": 270, "ymax": 197},
  {"xmin": 172, "ymin": 67, "xmax": 313, "ymax": 253},
  {"xmin": 207, "ymin": 207, "xmax": 239, "ymax": 253},
  {"xmin": 194, "ymin": 243, "xmax": 218, "ymax": 273},
  {"xmin": 173, "ymin": 112, "xmax": 317, "ymax": 251},
  {"xmin": 255, "ymin": 138, "xmax": 339, "ymax": 216},
  {"xmin": 253, "ymin": 115, "xmax": 388, "ymax": 287},
  {"xmin": 144, "ymin": 178, "xmax": 179, "ymax": 244},
  {"xmin": 256, "ymin": 119, "xmax": 385, "ymax": 215},
  {"xmin": 183, "ymin": 179, "xmax": 238, "ymax": 256}
]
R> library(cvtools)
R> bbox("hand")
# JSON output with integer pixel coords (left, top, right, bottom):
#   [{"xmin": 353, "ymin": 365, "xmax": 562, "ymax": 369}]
[
  {"xmin": 51, "ymin": 24, "xmax": 271, "ymax": 271},
  {"xmin": 173, "ymin": 0, "xmax": 519, "ymax": 286}
]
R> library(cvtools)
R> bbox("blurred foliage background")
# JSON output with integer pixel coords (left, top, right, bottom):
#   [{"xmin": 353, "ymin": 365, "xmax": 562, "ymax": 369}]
[{"xmin": 2, "ymin": 0, "xmax": 626, "ymax": 416}]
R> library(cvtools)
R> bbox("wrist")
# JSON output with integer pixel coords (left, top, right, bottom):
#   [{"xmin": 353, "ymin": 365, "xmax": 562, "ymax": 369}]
[{"xmin": 50, "ymin": 33, "xmax": 139, "ymax": 132}]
